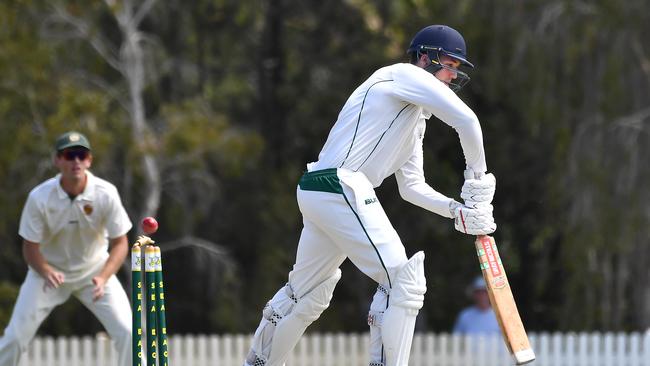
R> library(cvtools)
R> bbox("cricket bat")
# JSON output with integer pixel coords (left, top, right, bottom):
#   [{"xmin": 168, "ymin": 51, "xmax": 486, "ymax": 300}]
[{"xmin": 475, "ymin": 235, "xmax": 535, "ymax": 364}]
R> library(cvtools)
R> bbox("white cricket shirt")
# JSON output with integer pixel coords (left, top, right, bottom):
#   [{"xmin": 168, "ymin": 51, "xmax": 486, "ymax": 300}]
[
  {"xmin": 308, "ymin": 63, "xmax": 487, "ymax": 218},
  {"xmin": 19, "ymin": 171, "xmax": 132, "ymax": 279}
]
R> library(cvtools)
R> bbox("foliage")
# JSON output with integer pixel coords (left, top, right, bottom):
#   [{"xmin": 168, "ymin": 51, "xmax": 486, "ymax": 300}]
[
  {"xmin": 0, "ymin": 0, "xmax": 648, "ymax": 336},
  {"xmin": 0, "ymin": 282, "xmax": 19, "ymax": 330}
]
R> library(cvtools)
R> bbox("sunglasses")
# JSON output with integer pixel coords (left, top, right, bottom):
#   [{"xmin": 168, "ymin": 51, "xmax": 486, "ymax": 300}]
[{"xmin": 59, "ymin": 149, "xmax": 90, "ymax": 161}]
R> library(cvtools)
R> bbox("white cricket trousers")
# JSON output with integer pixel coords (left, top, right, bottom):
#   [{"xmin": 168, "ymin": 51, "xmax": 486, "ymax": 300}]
[
  {"xmin": 0, "ymin": 269, "xmax": 131, "ymax": 366},
  {"xmin": 244, "ymin": 168, "xmax": 413, "ymax": 366},
  {"xmin": 290, "ymin": 168, "xmax": 408, "ymax": 299}
]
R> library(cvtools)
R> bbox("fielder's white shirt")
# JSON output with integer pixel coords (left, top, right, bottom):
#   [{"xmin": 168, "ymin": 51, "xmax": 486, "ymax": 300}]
[
  {"xmin": 308, "ymin": 63, "xmax": 487, "ymax": 218},
  {"xmin": 19, "ymin": 171, "xmax": 132, "ymax": 280}
]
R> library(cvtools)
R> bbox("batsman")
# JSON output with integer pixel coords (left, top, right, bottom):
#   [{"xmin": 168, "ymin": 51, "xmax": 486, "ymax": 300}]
[{"xmin": 243, "ymin": 25, "xmax": 497, "ymax": 366}]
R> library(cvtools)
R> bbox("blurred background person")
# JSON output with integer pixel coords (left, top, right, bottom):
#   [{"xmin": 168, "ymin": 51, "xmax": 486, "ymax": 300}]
[{"xmin": 453, "ymin": 276, "xmax": 500, "ymax": 335}]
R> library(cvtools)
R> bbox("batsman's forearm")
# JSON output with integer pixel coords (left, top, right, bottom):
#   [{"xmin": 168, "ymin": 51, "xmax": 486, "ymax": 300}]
[
  {"xmin": 397, "ymin": 181, "xmax": 456, "ymax": 218},
  {"xmin": 98, "ymin": 235, "xmax": 129, "ymax": 280}
]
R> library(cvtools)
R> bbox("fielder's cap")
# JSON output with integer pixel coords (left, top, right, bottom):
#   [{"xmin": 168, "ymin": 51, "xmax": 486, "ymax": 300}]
[{"xmin": 55, "ymin": 131, "xmax": 91, "ymax": 151}]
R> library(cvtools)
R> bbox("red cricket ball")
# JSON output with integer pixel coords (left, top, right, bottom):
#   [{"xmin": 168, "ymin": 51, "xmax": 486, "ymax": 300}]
[{"xmin": 141, "ymin": 217, "xmax": 159, "ymax": 235}]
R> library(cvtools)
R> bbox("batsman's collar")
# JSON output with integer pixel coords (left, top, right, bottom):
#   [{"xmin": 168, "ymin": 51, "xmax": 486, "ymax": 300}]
[{"xmin": 55, "ymin": 131, "xmax": 91, "ymax": 151}]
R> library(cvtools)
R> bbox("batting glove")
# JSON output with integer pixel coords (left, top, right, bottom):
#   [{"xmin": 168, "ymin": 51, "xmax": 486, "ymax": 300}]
[
  {"xmin": 461, "ymin": 171, "xmax": 496, "ymax": 208},
  {"xmin": 450, "ymin": 200, "xmax": 497, "ymax": 235}
]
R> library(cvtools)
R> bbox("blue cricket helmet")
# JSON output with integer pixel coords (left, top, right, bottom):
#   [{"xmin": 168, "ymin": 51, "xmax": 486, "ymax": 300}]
[{"xmin": 407, "ymin": 25, "xmax": 474, "ymax": 68}]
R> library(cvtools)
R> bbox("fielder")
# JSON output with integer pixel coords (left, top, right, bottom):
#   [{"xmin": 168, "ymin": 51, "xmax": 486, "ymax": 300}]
[
  {"xmin": 0, "ymin": 132, "xmax": 133, "ymax": 366},
  {"xmin": 243, "ymin": 25, "xmax": 497, "ymax": 366}
]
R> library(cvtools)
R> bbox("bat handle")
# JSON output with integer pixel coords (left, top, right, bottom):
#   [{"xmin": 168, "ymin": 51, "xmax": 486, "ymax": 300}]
[{"xmin": 464, "ymin": 168, "xmax": 484, "ymax": 180}]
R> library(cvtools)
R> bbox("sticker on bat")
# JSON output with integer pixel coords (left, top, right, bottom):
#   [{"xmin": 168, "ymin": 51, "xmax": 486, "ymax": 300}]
[
  {"xmin": 491, "ymin": 275, "xmax": 507, "ymax": 289},
  {"xmin": 480, "ymin": 237, "xmax": 502, "ymax": 278}
]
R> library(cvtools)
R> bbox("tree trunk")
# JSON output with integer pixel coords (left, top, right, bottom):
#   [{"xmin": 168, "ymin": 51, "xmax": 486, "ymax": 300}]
[
  {"xmin": 259, "ymin": 0, "xmax": 286, "ymax": 168},
  {"xmin": 113, "ymin": 0, "xmax": 162, "ymax": 224}
]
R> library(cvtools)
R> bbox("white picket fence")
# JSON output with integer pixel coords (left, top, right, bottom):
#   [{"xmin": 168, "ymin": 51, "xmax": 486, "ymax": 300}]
[{"xmin": 17, "ymin": 332, "xmax": 650, "ymax": 366}]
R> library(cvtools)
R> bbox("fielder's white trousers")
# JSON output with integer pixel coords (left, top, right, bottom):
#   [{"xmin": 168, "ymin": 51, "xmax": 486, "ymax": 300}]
[{"xmin": 0, "ymin": 269, "xmax": 131, "ymax": 366}]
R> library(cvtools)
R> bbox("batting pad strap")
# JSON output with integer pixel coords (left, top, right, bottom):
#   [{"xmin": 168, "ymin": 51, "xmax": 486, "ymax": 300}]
[
  {"xmin": 376, "ymin": 283, "xmax": 390, "ymax": 296},
  {"xmin": 262, "ymin": 303, "xmax": 284, "ymax": 326},
  {"xmin": 368, "ymin": 284, "xmax": 388, "ymax": 326},
  {"xmin": 261, "ymin": 283, "xmax": 299, "ymax": 326},
  {"xmin": 245, "ymin": 350, "xmax": 267, "ymax": 366},
  {"xmin": 367, "ymin": 310, "xmax": 384, "ymax": 326},
  {"xmin": 284, "ymin": 283, "xmax": 299, "ymax": 304},
  {"xmin": 263, "ymin": 269, "xmax": 342, "ymax": 365},
  {"xmin": 291, "ymin": 270, "xmax": 341, "ymax": 323}
]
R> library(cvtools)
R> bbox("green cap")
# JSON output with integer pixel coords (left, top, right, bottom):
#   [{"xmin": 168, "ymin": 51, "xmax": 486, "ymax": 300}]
[{"xmin": 55, "ymin": 131, "xmax": 91, "ymax": 151}]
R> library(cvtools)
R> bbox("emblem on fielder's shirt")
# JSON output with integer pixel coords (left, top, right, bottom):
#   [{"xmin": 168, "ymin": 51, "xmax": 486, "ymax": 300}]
[{"xmin": 83, "ymin": 204, "xmax": 93, "ymax": 215}]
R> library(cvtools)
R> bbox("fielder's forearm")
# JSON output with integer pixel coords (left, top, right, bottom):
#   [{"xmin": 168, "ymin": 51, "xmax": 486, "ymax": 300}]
[
  {"xmin": 97, "ymin": 235, "xmax": 129, "ymax": 280},
  {"xmin": 22, "ymin": 240, "xmax": 53, "ymax": 277}
]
